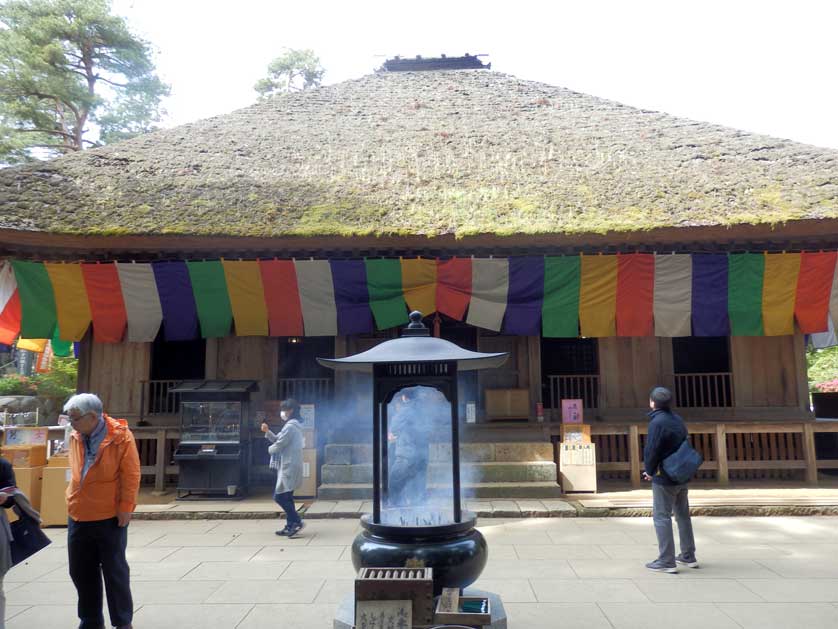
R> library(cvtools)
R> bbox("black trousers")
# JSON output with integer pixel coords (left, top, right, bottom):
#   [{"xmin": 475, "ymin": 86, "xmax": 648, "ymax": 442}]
[
  {"xmin": 274, "ymin": 491, "xmax": 302, "ymax": 527},
  {"xmin": 68, "ymin": 517, "xmax": 133, "ymax": 628}
]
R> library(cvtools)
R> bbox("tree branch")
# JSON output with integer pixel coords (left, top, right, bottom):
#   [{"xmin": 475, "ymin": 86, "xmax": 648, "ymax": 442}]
[
  {"xmin": 13, "ymin": 128, "xmax": 76, "ymax": 140},
  {"xmin": 94, "ymin": 75, "xmax": 127, "ymax": 88}
]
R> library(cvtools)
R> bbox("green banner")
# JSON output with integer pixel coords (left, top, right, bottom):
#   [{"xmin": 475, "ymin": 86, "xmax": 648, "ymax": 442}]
[
  {"xmin": 11, "ymin": 260, "xmax": 56, "ymax": 339},
  {"xmin": 542, "ymin": 256, "xmax": 581, "ymax": 337},
  {"xmin": 186, "ymin": 261, "xmax": 233, "ymax": 337},
  {"xmin": 364, "ymin": 259, "xmax": 408, "ymax": 330},
  {"xmin": 52, "ymin": 326, "xmax": 73, "ymax": 357},
  {"xmin": 728, "ymin": 253, "xmax": 764, "ymax": 336}
]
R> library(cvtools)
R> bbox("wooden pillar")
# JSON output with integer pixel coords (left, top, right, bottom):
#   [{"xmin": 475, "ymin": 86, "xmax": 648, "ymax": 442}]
[
  {"xmin": 527, "ymin": 336, "xmax": 541, "ymax": 422},
  {"xmin": 803, "ymin": 422, "xmax": 819, "ymax": 485},
  {"xmin": 715, "ymin": 423, "xmax": 729, "ymax": 486},
  {"xmin": 153, "ymin": 428, "xmax": 167, "ymax": 494},
  {"xmin": 629, "ymin": 424, "xmax": 641, "ymax": 488},
  {"xmin": 76, "ymin": 329, "xmax": 93, "ymax": 392},
  {"xmin": 792, "ymin": 332, "xmax": 812, "ymax": 413},
  {"xmin": 205, "ymin": 338, "xmax": 218, "ymax": 379}
]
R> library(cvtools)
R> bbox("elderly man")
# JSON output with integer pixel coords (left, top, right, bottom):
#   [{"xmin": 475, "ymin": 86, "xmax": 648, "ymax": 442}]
[
  {"xmin": 64, "ymin": 393, "xmax": 140, "ymax": 629},
  {"xmin": 642, "ymin": 386, "xmax": 698, "ymax": 573}
]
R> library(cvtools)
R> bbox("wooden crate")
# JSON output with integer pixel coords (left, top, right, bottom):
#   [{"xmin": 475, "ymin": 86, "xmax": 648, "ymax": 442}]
[{"xmin": 355, "ymin": 567, "xmax": 434, "ymax": 626}]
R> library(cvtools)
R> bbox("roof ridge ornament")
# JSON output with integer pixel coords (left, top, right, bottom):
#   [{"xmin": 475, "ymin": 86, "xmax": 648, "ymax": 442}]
[{"xmin": 402, "ymin": 310, "xmax": 429, "ymax": 337}]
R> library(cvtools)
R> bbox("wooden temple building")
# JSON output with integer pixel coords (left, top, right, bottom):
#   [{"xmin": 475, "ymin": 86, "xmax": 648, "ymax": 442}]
[{"xmin": 1, "ymin": 55, "xmax": 838, "ymax": 496}]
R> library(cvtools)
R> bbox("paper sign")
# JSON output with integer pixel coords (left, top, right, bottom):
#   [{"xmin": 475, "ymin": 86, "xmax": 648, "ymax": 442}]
[
  {"xmin": 299, "ymin": 404, "xmax": 315, "ymax": 429},
  {"xmin": 303, "ymin": 462, "xmax": 311, "ymax": 478},
  {"xmin": 561, "ymin": 399, "xmax": 583, "ymax": 423},
  {"xmin": 4, "ymin": 427, "xmax": 48, "ymax": 446},
  {"xmin": 466, "ymin": 402, "xmax": 476, "ymax": 424},
  {"xmin": 356, "ymin": 600, "xmax": 411, "ymax": 629}
]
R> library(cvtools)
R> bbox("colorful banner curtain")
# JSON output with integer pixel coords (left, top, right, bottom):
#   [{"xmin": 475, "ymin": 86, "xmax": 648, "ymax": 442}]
[
  {"xmin": 0, "ymin": 261, "xmax": 21, "ymax": 345},
  {"xmin": 728, "ymin": 253, "xmax": 764, "ymax": 336},
  {"xmin": 616, "ymin": 253, "xmax": 654, "ymax": 337},
  {"xmin": 186, "ymin": 261, "xmax": 233, "ymax": 338},
  {"xmin": 692, "ymin": 254, "xmax": 729, "ymax": 336},
  {"xmin": 330, "ymin": 260, "xmax": 374, "ymax": 335},
  {"xmin": 294, "ymin": 260, "xmax": 337, "ymax": 336},
  {"xmin": 222, "ymin": 260, "xmax": 269, "ymax": 336},
  {"xmin": 795, "ymin": 252, "xmax": 836, "ymax": 334},
  {"xmin": 653, "ymin": 254, "xmax": 691, "ymax": 337},
  {"xmin": 152, "ymin": 261, "xmax": 199, "ymax": 341},
  {"xmin": 259, "ymin": 260, "xmax": 304, "ymax": 336},
  {"xmin": 466, "ymin": 258, "xmax": 508, "ymax": 332},
  {"xmin": 365, "ymin": 259, "xmax": 407, "ymax": 330},
  {"xmin": 503, "ymin": 257, "xmax": 544, "ymax": 335},
  {"xmin": 401, "ymin": 258, "xmax": 437, "ymax": 316},
  {"xmin": 762, "ymin": 253, "xmax": 801, "ymax": 336},
  {"xmin": 10, "ymin": 251, "xmax": 838, "ymax": 345},
  {"xmin": 579, "ymin": 255, "xmax": 618, "ymax": 337},
  {"xmin": 436, "ymin": 258, "xmax": 471, "ymax": 321},
  {"xmin": 11, "ymin": 261, "xmax": 56, "ymax": 339},
  {"xmin": 542, "ymin": 256, "xmax": 580, "ymax": 338},
  {"xmin": 82, "ymin": 263, "xmax": 128, "ymax": 343},
  {"xmin": 116, "ymin": 263, "xmax": 163, "ymax": 342},
  {"xmin": 43, "ymin": 263, "xmax": 91, "ymax": 342}
]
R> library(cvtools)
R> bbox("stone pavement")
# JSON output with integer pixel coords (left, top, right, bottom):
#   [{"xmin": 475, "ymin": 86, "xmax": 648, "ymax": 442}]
[
  {"xmin": 133, "ymin": 484, "xmax": 838, "ymax": 519},
  {"xmin": 8, "ymin": 515, "xmax": 838, "ymax": 628}
]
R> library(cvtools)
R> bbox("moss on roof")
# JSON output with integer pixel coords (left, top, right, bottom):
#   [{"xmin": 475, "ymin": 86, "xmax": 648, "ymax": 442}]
[{"xmin": 0, "ymin": 71, "xmax": 836, "ymax": 238}]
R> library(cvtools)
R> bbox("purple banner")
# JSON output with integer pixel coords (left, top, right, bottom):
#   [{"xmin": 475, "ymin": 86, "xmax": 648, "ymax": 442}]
[
  {"xmin": 691, "ymin": 254, "xmax": 729, "ymax": 336},
  {"xmin": 152, "ymin": 261, "xmax": 199, "ymax": 341},
  {"xmin": 330, "ymin": 260, "xmax": 374, "ymax": 335},
  {"xmin": 503, "ymin": 257, "xmax": 545, "ymax": 335}
]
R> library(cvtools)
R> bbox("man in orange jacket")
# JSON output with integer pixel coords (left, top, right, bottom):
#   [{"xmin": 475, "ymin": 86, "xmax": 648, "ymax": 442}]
[{"xmin": 64, "ymin": 393, "xmax": 140, "ymax": 629}]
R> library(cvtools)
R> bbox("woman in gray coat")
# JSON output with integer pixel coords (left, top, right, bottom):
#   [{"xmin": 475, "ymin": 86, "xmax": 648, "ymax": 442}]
[{"xmin": 261, "ymin": 399, "xmax": 305, "ymax": 537}]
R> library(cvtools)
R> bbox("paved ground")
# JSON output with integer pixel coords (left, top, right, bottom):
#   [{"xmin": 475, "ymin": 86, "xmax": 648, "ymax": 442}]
[
  {"xmin": 133, "ymin": 483, "xmax": 838, "ymax": 519},
  {"xmin": 7, "ymin": 515, "xmax": 838, "ymax": 628}
]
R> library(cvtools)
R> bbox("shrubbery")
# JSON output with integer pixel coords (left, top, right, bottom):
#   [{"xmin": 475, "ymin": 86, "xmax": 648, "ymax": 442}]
[{"xmin": 0, "ymin": 357, "xmax": 77, "ymax": 400}]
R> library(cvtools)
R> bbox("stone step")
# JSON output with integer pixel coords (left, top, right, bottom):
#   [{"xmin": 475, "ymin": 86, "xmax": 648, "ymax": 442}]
[
  {"xmin": 321, "ymin": 461, "xmax": 556, "ymax": 485},
  {"xmin": 324, "ymin": 442, "xmax": 553, "ymax": 465},
  {"xmin": 316, "ymin": 481, "xmax": 563, "ymax": 500}
]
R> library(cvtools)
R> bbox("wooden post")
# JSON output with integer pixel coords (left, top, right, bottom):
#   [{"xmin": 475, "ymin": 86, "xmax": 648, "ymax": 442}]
[
  {"xmin": 153, "ymin": 428, "xmax": 168, "ymax": 495},
  {"xmin": 715, "ymin": 423, "xmax": 729, "ymax": 486},
  {"xmin": 803, "ymin": 422, "xmax": 819, "ymax": 485},
  {"xmin": 629, "ymin": 424, "xmax": 641, "ymax": 488}
]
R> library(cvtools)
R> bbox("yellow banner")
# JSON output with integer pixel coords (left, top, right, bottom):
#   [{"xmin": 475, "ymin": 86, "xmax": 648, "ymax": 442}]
[
  {"xmin": 44, "ymin": 263, "xmax": 91, "ymax": 341},
  {"xmin": 222, "ymin": 261, "xmax": 269, "ymax": 336},
  {"xmin": 762, "ymin": 253, "xmax": 801, "ymax": 336},
  {"xmin": 17, "ymin": 338, "xmax": 48, "ymax": 352},
  {"xmin": 580, "ymin": 255, "xmax": 618, "ymax": 337},
  {"xmin": 401, "ymin": 258, "xmax": 437, "ymax": 315}
]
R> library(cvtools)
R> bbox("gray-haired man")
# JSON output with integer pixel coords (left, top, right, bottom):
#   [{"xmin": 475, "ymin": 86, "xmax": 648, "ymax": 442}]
[{"xmin": 643, "ymin": 386, "xmax": 698, "ymax": 573}]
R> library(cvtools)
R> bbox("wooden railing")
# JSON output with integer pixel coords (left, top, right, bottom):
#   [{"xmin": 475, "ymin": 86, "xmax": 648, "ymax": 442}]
[
  {"xmin": 277, "ymin": 377, "xmax": 333, "ymax": 404},
  {"xmin": 555, "ymin": 421, "xmax": 838, "ymax": 488},
  {"xmin": 140, "ymin": 380, "xmax": 181, "ymax": 417},
  {"xmin": 673, "ymin": 372, "xmax": 733, "ymax": 408},
  {"xmin": 546, "ymin": 374, "xmax": 599, "ymax": 411}
]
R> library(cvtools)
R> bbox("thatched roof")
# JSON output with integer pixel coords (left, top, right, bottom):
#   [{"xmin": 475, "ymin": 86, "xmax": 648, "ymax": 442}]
[{"xmin": 1, "ymin": 70, "xmax": 837, "ymax": 240}]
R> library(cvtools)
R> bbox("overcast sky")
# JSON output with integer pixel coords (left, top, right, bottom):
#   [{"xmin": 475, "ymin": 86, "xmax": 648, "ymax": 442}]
[{"xmin": 114, "ymin": 0, "xmax": 838, "ymax": 149}]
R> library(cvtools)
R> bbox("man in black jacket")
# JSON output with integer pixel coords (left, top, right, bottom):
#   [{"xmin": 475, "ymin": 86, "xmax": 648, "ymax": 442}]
[{"xmin": 643, "ymin": 387, "xmax": 698, "ymax": 573}]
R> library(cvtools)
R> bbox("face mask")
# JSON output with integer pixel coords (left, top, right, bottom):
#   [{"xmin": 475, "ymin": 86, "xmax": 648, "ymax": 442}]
[{"xmin": 280, "ymin": 411, "xmax": 288, "ymax": 421}]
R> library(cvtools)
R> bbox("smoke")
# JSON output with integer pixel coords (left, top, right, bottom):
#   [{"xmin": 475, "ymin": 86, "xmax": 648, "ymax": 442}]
[{"xmin": 319, "ymin": 378, "xmax": 480, "ymax": 525}]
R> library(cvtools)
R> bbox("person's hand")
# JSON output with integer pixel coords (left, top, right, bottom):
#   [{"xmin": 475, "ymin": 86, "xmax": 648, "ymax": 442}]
[
  {"xmin": 117, "ymin": 511, "xmax": 132, "ymax": 527},
  {"xmin": 0, "ymin": 492, "xmax": 8, "ymax": 505},
  {"xmin": 260, "ymin": 422, "xmax": 269, "ymax": 433},
  {"xmin": 388, "ymin": 432, "xmax": 396, "ymax": 442},
  {"xmin": 642, "ymin": 472, "xmax": 652, "ymax": 481}
]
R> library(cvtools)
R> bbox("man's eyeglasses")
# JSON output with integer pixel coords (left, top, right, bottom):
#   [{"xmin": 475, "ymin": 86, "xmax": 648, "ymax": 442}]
[{"xmin": 69, "ymin": 412, "xmax": 93, "ymax": 423}]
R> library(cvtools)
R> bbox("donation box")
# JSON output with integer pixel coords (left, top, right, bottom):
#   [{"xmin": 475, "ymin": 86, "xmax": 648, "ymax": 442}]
[{"xmin": 171, "ymin": 380, "xmax": 258, "ymax": 499}]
